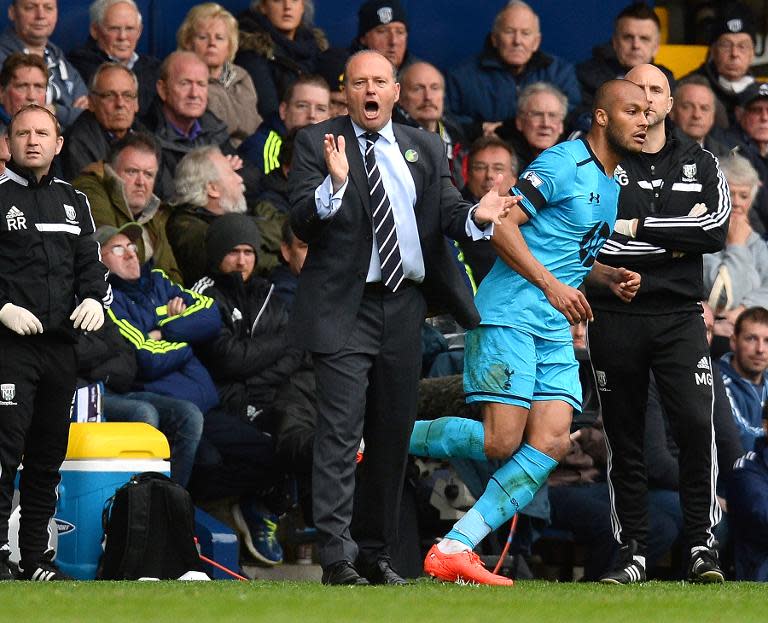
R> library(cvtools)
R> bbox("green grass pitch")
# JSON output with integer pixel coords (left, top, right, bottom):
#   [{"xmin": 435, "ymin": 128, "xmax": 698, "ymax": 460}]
[{"xmin": 0, "ymin": 579, "xmax": 766, "ymax": 623}]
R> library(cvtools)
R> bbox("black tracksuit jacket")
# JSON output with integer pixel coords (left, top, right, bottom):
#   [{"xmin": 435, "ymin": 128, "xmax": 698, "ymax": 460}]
[
  {"xmin": 588, "ymin": 126, "xmax": 731, "ymax": 312},
  {"xmin": 0, "ymin": 161, "xmax": 111, "ymax": 341}
]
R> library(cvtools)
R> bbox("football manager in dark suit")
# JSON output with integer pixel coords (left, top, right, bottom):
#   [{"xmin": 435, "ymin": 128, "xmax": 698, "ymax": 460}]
[{"xmin": 289, "ymin": 50, "xmax": 516, "ymax": 586}]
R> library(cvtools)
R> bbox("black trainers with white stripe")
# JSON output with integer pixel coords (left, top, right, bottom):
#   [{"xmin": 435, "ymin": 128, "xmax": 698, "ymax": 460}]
[
  {"xmin": 600, "ymin": 540, "xmax": 646, "ymax": 584},
  {"xmin": 687, "ymin": 548, "xmax": 725, "ymax": 583},
  {"xmin": 19, "ymin": 550, "xmax": 70, "ymax": 581}
]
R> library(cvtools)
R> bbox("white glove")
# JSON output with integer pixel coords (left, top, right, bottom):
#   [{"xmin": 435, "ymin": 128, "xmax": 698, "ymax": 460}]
[
  {"xmin": 70, "ymin": 298, "xmax": 104, "ymax": 332},
  {"xmin": 0, "ymin": 303, "xmax": 43, "ymax": 335},
  {"xmin": 614, "ymin": 218, "xmax": 638, "ymax": 238},
  {"xmin": 689, "ymin": 203, "xmax": 707, "ymax": 217}
]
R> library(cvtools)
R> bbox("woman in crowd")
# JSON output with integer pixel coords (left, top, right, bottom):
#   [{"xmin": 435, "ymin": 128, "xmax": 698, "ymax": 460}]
[
  {"xmin": 704, "ymin": 152, "xmax": 768, "ymax": 340},
  {"xmin": 236, "ymin": 0, "xmax": 328, "ymax": 120},
  {"xmin": 177, "ymin": 3, "xmax": 261, "ymax": 146}
]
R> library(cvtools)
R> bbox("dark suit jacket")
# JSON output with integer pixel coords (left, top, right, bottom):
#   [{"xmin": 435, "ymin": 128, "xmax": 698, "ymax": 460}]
[{"xmin": 289, "ymin": 115, "xmax": 480, "ymax": 354}]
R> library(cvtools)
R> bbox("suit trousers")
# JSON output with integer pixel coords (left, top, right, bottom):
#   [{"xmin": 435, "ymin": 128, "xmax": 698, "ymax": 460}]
[
  {"xmin": 311, "ymin": 283, "xmax": 425, "ymax": 569},
  {"xmin": 588, "ymin": 310, "xmax": 720, "ymax": 555},
  {"xmin": 0, "ymin": 334, "xmax": 75, "ymax": 569}
]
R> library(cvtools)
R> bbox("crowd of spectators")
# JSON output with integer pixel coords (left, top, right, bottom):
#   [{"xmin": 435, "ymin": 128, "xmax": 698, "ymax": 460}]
[{"xmin": 3, "ymin": 0, "xmax": 768, "ymax": 581}]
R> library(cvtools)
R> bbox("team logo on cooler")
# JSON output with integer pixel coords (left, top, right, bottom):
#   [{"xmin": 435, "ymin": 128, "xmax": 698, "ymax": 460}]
[
  {"xmin": 1, "ymin": 384, "xmax": 15, "ymax": 401},
  {"xmin": 64, "ymin": 204, "xmax": 77, "ymax": 222},
  {"xmin": 377, "ymin": 7, "xmax": 393, "ymax": 23},
  {"xmin": 521, "ymin": 170, "xmax": 544, "ymax": 188},
  {"xmin": 682, "ymin": 164, "xmax": 697, "ymax": 182},
  {"xmin": 55, "ymin": 519, "xmax": 75, "ymax": 535}
]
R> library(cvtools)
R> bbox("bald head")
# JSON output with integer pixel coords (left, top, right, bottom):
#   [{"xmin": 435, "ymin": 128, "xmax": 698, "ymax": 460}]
[
  {"xmin": 594, "ymin": 78, "xmax": 646, "ymax": 114},
  {"xmin": 590, "ymin": 79, "xmax": 648, "ymax": 160},
  {"xmin": 624, "ymin": 63, "xmax": 672, "ymax": 127}
]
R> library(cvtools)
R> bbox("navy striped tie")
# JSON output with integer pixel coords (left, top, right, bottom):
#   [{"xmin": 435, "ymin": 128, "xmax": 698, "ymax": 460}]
[{"xmin": 364, "ymin": 132, "xmax": 404, "ymax": 292}]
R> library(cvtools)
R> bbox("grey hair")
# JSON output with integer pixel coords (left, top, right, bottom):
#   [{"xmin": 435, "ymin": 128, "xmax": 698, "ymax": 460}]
[
  {"xmin": 673, "ymin": 74, "xmax": 715, "ymax": 100},
  {"xmin": 172, "ymin": 146, "xmax": 223, "ymax": 208},
  {"xmin": 517, "ymin": 82, "xmax": 567, "ymax": 118},
  {"xmin": 493, "ymin": 0, "xmax": 539, "ymax": 34},
  {"xmin": 88, "ymin": 61, "xmax": 139, "ymax": 93},
  {"xmin": 89, "ymin": 0, "xmax": 142, "ymax": 26},
  {"xmin": 720, "ymin": 151, "xmax": 761, "ymax": 203},
  {"xmin": 250, "ymin": 0, "xmax": 315, "ymax": 27}
]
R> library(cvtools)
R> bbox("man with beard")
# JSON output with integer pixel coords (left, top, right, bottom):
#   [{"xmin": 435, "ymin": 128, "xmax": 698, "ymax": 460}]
[
  {"xmin": 409, "ymin": 79, "xmax": 647, "ymax": 585},
  {"xmin": 166, "ymin": 145, "xmax": 247, "ymax": 286},
  {"xmin": 587, "ymin": 63, "xmax": 731, "ymax": 584}
]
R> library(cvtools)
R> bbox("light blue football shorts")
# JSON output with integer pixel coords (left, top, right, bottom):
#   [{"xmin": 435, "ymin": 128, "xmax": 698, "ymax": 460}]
[{"xmin": 463, "ymin": 325, "xmax": 582, "ymax": 412}]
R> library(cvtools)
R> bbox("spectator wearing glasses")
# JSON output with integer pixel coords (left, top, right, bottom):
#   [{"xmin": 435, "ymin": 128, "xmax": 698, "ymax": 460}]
[
  {"xmin": 61, "ymin": 62, "xmax": 146, "ymax": 180},
  {"xmin": 457, "ymin": 135, "xmax": 519, "ymax": 285},
  {"xmin": 497, "ymin": 81, "xmax": 567, "ymax": 172},
  {"xmin": 68, "ymin": 0, "xmax": 161, "ymax": 115},
  {"xmin": 239, "ymin": 73, "xmax": 329, "ymax": 175},
  {"xmin": 684, "ymin": 2, "xmax": 757, "ymax": 128}
]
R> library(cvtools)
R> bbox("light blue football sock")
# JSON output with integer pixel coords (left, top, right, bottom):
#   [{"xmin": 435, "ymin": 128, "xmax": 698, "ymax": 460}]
[
  {"xmin": 475, "ymin": 443, "xmax": 558, "ymax": 530},
  {"xmin": 409, "ymin": 417, "xmax": 486, "ymax": 461},
  {"xmin": 444, "ymin": 508, "xmax": 491, "ymax": 549},
  {"xmin": 444, "ymin": 443, "xmax": 558, "ymax": 549}
]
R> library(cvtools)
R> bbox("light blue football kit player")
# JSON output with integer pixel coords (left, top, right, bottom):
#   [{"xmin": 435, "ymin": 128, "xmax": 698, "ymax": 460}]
[
  {"xmin": 414, "ymin": 136, "xmax": 618, "ymax": 538},
  {"xmin": 467, "ymin": 138, "xmax": 619, "ymax": 411},
  {"xmin": 411, "ymin": 80, "xmax": 651, "ymax": 580}
]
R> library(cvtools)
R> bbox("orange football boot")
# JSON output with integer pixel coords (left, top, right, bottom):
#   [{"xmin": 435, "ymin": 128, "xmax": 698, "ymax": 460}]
[{"xmin": 423, "ymin": 544, "xmax": 514, "ymax": 586}]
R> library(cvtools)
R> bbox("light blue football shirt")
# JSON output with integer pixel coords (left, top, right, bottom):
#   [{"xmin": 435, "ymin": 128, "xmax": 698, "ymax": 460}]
[{"xmin": 475, "ymin": 138, "xmax": 619, "ymax": 340}]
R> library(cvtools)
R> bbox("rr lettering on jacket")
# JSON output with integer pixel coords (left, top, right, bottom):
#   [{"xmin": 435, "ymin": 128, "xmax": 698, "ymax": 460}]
[{"xmin": 5, "ymin": 206, "xmax": 27, "ymax": 230}]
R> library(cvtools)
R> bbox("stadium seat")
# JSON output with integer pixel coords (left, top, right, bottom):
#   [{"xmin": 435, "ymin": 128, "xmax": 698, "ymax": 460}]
[
  {"xmin": 655, "ymin": 44, "xmax": 709, "ymax": 79},
  {"xmin": 654, "ymin": 6, "xmax": 670, "ymax": 44}
]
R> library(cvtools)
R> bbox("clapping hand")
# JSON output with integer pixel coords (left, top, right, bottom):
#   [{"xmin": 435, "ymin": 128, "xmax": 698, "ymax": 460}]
[{"xmin": 324, "ymin": 134, "xmax": 348, "ymax": 194}]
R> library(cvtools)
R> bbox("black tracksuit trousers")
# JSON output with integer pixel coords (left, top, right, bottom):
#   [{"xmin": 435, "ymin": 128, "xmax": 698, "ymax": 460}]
[
  {"xmin": 588, "ymin": 309, "xmax": 721, "ymax": 555},
  {"xmin": 0, "ymin": 334, "xmax": 75, "ymax": 569}
]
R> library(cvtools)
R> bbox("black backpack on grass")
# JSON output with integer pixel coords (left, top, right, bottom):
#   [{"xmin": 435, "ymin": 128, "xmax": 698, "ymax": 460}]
[{"xmin": 97, "ymin": 472, "xmax": 204, "ymax": 580}]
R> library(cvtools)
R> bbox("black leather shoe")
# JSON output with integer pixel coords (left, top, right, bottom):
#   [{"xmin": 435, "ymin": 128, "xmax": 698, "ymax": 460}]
[
  {"xmin": 321, "ymin": 561, "xmax": 370, "ymax": 586},
  {"xmin": 362, "ymin": 559, "xmax": 408, "ymax": 585}
]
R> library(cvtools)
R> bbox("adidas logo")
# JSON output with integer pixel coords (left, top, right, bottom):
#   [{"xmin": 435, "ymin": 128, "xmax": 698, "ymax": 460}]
[
  {"xmin": 6, "ymin": 206, "xmax": 23, "ymax": 219},
  {"xmin": 697, "ymin": 357, "xmax": 710, "ymax": 370}
]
